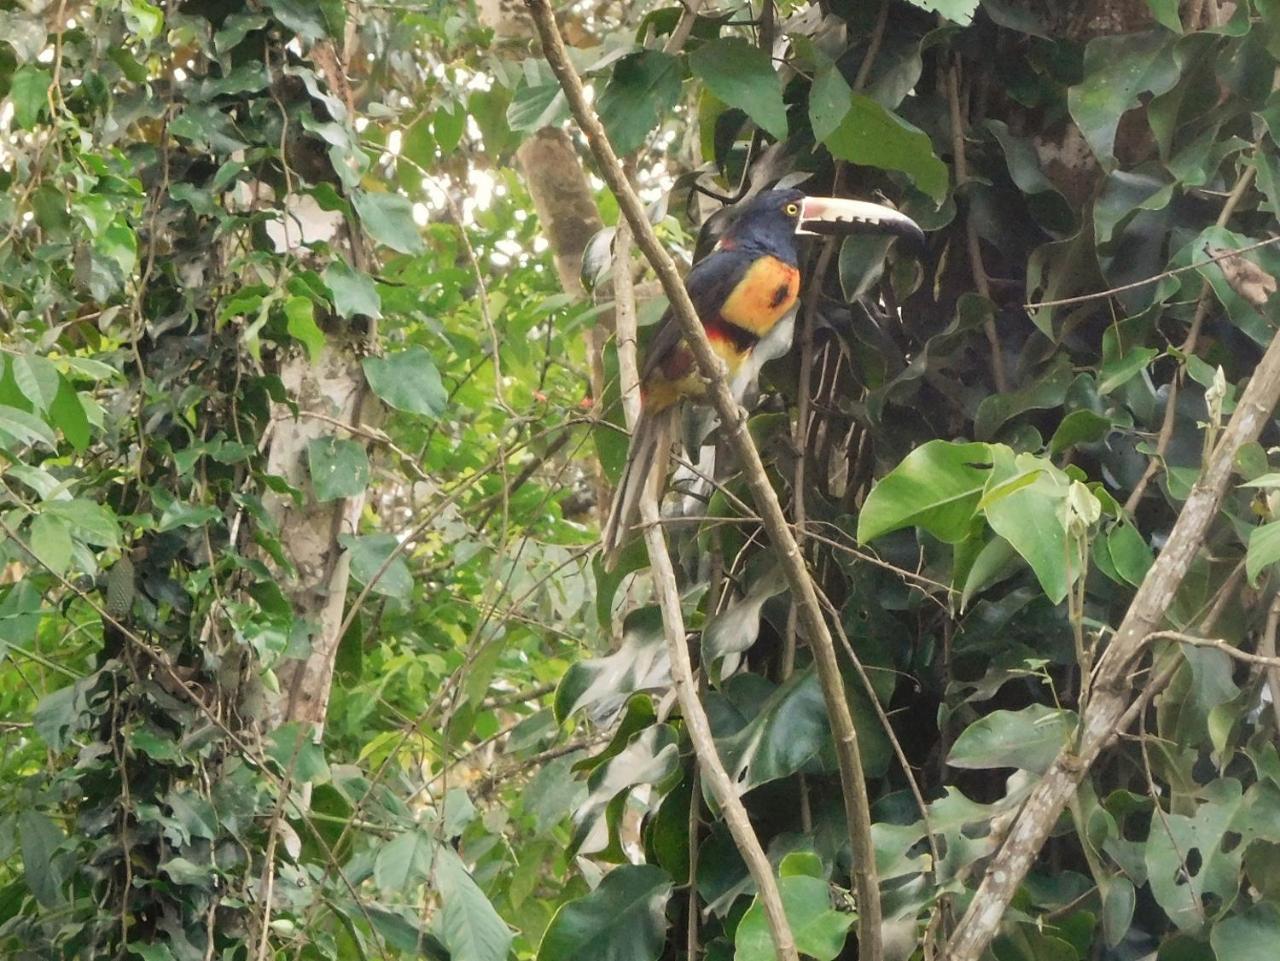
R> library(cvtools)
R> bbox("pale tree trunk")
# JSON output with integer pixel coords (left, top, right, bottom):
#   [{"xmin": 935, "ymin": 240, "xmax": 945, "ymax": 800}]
[{"xmin": 264, "ymin": 39, "xmax": 378, "ymax": 733}]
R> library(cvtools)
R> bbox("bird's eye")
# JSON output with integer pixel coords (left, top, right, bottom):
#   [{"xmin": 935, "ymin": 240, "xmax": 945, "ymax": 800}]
[{"xmin": 784, "ymin": 202, "xmax": 800, "ymax": 216}]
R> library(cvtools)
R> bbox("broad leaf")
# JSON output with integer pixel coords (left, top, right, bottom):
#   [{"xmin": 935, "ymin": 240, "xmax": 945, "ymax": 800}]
[
  {"xmin": 363, "ymin": 346, "xmax": 447, "ymax": 417},
  {"xmin": 810, "ymin": 68, "xmax": 948, "ymax": 202},
  {"xmin": 735, "ymin": 873, "xmax": 853, "ymax": 961},
  {"xmin": 948, "ymin": 704, "xmax": 1078, "ymax": 773},
  {"xmin": 307, "ymin": 436, "xmax": 370, "ymax": 502},
  {"xmin": 858, "ymin": 440, "xmax": 992, "ymax": 544},
  {"xmin": 434, "ymin": 848, "xmax": 514, "ymax": 961},
  {"xmin": 689, "ymin": 38, "xmax": 787, "ymax": 139},
  {"xmin": 323, "ymin": 262, "xmax": 382, "ymax": 320},
  {"xmin": 598, "ymin": 51, "xmax": 682, "ymax": 155},
  {"xmin": 352, "ymin": 190, "xmax": 424, "ymax": 254},
  {"xmin": 536, "ymin": 864, "xmax": 672, "ymax": 961}
]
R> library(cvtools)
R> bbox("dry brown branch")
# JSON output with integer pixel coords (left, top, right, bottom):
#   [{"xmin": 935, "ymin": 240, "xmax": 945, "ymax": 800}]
[
  {"xmin": 525, "ymin": 1, "xmax": 884, "ymax": 955},
  {"xmin": 1146, "ymin": 630, "xmax": 1280, "ymax": 670},
  {"xmin": 942, "ymin": 304, "xmax": 1280, "ymax": 961}
]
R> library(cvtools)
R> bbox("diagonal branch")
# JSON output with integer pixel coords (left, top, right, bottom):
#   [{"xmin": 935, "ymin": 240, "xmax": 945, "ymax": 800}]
[
  {"xmin": 523, "ymin": 2, "xmax": 884, "ymax": 957},
  {"xmin": 942, "ymin": 303, "xmax": 1280, "ymax": 961}
]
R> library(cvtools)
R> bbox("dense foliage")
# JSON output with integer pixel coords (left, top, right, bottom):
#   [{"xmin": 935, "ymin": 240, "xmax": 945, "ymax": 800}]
[{"xmin": 3, "ymin": 1, "xmax": 1280, "ymax": 960}]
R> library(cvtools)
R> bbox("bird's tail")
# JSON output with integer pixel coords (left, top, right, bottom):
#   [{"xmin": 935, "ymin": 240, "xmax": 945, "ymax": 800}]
[{"xmin": 601, "ymin": 405, "xmax": 677, "ymax": 571}]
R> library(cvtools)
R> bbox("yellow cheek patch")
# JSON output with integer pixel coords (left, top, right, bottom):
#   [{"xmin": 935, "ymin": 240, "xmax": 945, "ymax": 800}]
[{"xmin": 718, "ymin": 256, "xmax": 800, "ymax": 336}]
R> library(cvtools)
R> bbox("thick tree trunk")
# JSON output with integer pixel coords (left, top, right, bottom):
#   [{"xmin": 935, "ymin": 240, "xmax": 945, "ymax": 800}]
[{"xmin": 264, "ymin": 345, "xmax": 377, "ymax": 729}]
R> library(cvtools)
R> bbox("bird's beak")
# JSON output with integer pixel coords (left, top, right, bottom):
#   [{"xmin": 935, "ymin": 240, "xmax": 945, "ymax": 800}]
[{"xmin": 797, "ymin": 196, "xmax": 925, "ymax": 248}]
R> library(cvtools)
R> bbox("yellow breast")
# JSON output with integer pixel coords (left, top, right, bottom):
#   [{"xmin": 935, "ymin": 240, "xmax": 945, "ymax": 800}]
[{"xmin": 717, "ymin": 256, "xmax": 800, "ymax": 336}]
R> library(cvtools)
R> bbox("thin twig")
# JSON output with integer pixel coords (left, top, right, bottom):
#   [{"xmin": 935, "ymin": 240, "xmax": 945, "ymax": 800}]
[
  {"xmin": 1261, "ymin": 595, "xmax": 1280, "ymax": 732},
  {"xmin": 1026, "ymin": 234, "xmax": 1280, "ymax": 310},
  {"xmin": 1146, "ymin": 630, "xmax": 1280, "ymax": 670}
]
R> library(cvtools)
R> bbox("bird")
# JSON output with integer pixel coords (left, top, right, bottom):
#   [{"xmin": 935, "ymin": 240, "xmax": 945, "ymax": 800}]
[{"xmin": 600, "ymin": 187, "xmax": 924, "ymax": 569}]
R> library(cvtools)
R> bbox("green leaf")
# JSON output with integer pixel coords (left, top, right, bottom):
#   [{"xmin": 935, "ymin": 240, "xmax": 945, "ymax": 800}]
[
  {"xmin": 555, "ymin": 607, "xmax": 669, "ymax": 721},
  {"xmin": 363, "ymin": 346, "xmax": 447, "ymax": 417},
  {"xmin": 598, "ymin": 51, "xmax": 683, "ymax": 155},
  {"xmin": 49, "ymin": 380, "xmax": 91, "ymax": 451},
  {"xmin": 352, "ymin": 191, "xmax": 424, "ymax": 254},
  {"xmin": 341, "ymin": 533, "xmax": 412, "ymax": 601},
  {"xmin": 323, "ymin": 262, "xmax": 382, "ymax": 320},
  {"xmin": 1049, "ymin": 410, "xmax": 1112, "ymax": 454},
  {"xmin": 1211, "ymin": 903, "xmax": 1280, "ymax": 961},
  {"xmin": 434, "ymin": 847, "xmax": 514, "ymax": 961},
  {"xmin": 10, "ymin": 66, "xmax": 51, "ymax": 130},
  {"xmin": 901, "ymin": 0, "xmax": 979, "ymax": 25},
  {"xmin": 948, "ymin": 704, "xmax": 1078, "ymax": 773},
  {"xmin": 1068, "ymin": 30, "xmax": 1179, "ymax": 167},
  {"xmin": 306, "ymin": 436, "xmax": 370, "ymax": 502},
  {"xmin": 715, "ymin": 669, "xmax": 840, "ymax": 794},
  {"xmin": 735, "ymin": 873, "xmax": 854, "ymax": 961},
  {"xmin": 0, "ymin": 404, "xmax": 56, "ymax": 449},
  {"xmin": 123, "ymin": 0, "xmax": 164, "ymax": 40},
  {"xmin": 12, "ymin": 355, "xmax": 60, "ymax": 412},
  {"xmin": 980, "ymin": 448, "xmax": 1077, "ymax": 604},
  {"xmin": 1248, "ymin": 521, "xmax": 1280, "ymax": 585},
  {"xmin": 19, "ymin": 811, "xmax": 64, "ymax": 907},
  {"xmin": 284, "ymin": 296, "xmax": 326, "ymax": 364},
  {"xmin": 536, "ymin": 864, "xmax": 672, "ymax": 961},
  {"xmin": 262, "ymin": 0, "xmax": 333, "ymax": 41},
  {"xmin": 265, "ymin": 722, "xmax": 329, "ymax": 783},
  {"xmin": 858, "ymin": 440, "xmax": 991, "ymax": 544},
  {"xmin": 702, "ymin": 567, "xmax": 788, "ymax": 679},
  {"xmin": 44, "ymin": 499, "xmax": 119, "ymax": 547},
  {"xmin": 507, "ymin": 79, "xmax": 569, "ymax": 133},
  {"xmin": 1147, "ymin": 0, "xmax": 1184, "ymax": 31},
  {"xmin": 28, "ymin": 514, "xmax": 72, "ymax": 576},
  {"xmin": 810, "ymin": 68, "xmax": 947, "ymax": 202},
  {"xmin": 1107, "ymin": 522, "xmax": 1153, "ymax": 587},
  {"xmin": 374, "ymin": 830, "xmax": 435, "ymax": 895},
  {"xmin": 689, "ymin": 38, "xmax": 787, "ymax": 140}
]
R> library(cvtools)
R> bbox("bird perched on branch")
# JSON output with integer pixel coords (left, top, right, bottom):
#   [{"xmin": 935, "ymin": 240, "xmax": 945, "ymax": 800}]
[{"xmin": 601, "ymin": 187, "xmax": 924, "ymax": 569}]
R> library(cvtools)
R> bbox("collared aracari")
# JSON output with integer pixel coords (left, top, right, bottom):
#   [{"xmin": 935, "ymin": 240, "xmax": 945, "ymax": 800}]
[{"xmin": 601, "ymin": 187, "xmax": 924, "ymax": 569}]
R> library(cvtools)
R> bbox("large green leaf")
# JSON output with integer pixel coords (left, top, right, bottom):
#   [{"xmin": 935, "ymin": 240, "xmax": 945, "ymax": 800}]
[
  {"xmin": 1211, "ymin": 903, "xmax": 1280, "ymax": 961},
  {"xmin": 1068, "ymin": 30, "xmax": 1180, "ymax": 167},
  {"xmin": 1246, "ymin": 521, "xmax": 1280, "ymax": 585},
  {"xmin": 351, "ymin": 190, "xmax": 425, "ymax": 254},
  {"xmin": 858, "ymin": 440, "xmax": 992, "ymax": 544},
  {"xmin": 811, "ymin": 68, "xmax": 947, "ymax": 202},
  {"xmin": 689, "ymin": 38, "xmax": 787, "ymax": 139},
  {"xmin": 948, "ymin": 705, "xmax": 1078, "ymax": 774},
  {"xmin": 555, "ymin": 606, "xmax": 670, "ymax": 721},
  {"xmin": 979, "ymin": 446, "xmax": 1081, "ymax": 604},
  {"xmin": 307, "ymin": 436, "xmax": 370, "ymax": 502},
  {"xmin": 434, "ymin": 848, "xmax": 514, "ymax": 961},
  {"xmin": 323, "ymin": 262, "xmax": 382, "ymax": 320},
  {"xmin": 373, "ymin": 830, "xmax": 435, "ymax": 895},
  {"xmin": 536, "ymin": 864, "xmax": 672, "ymax": 961},
  {"xmin": 598, "ymin": 51, "xmax": 682, "ymax": 155},
  {"xmin": 735, "ymin": 872, "xmax": 854, "ymax": 961},
  {"xmin": 340, "ymin": 533, "xmax": 412, "ymax": 602},
  {"xmin": 10, "ymin": 66, "xmax": 51, "ymax": 130},
  {"xmin": 363, "ymin": 346, "xmax": 447, "ymax": 418}
]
